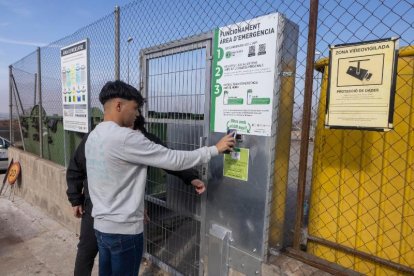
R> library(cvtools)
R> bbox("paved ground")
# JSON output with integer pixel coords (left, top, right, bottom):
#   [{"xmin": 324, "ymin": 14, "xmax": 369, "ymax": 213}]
[
  {"xmin": 0, "ymin": 173, "xmax": 331, "ymax": 276},
  {"xmin": 0, "ymin": 193, "xmax": 85, "ymax": 275}
]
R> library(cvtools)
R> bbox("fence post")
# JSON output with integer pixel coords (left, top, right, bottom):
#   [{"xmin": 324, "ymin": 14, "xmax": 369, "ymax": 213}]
[
  {"xmin": 293, "ymin": 0, "xmax": 319, "ymax": 249},
  {"xmin": 34, "ymin": 73, "xmax": 37, "ymax": 106},
  {"xmin": 115, "ymin": 5, "xmax": 120, "ymax": 80},
  {"xmin": 9, "ymin": 65, "xmax": 13, "ymax": 143},
  {"xmin": 37, "ymin": 47, "xmax": 43, "ymax": 158}
]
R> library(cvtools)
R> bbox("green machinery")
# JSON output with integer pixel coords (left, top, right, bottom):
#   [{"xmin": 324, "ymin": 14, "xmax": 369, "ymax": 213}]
[{"xmin": 20, "ymin": 106, "xmax": 103, "ymax": 166}]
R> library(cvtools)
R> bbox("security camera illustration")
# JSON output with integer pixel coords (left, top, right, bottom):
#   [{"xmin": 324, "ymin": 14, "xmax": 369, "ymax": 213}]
[{"xmin": 346, "ymin": 59, "xmax": 372, "ymax": 81}]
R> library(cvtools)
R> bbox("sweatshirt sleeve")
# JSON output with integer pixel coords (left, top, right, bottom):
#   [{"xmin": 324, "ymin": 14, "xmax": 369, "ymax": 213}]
[
  {"xmin": 143, "ymin": 132, "xmax": 200, "ymax": 185},
  {"xmin": 122, "ymin": 131, "xmax": 218, "ymax": 171},
  {"xmin": 66, "ymin": 133, "xmax": 88, "ymax": 206}
]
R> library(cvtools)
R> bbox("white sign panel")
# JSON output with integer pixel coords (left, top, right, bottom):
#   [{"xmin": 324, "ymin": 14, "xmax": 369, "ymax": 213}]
[
  {"xmin": 61, "ymin": 39, "xmax": 89, "ymax": 133},
  {"xmin": 326, "ymin": 38, "xmax": 398, "ymax": 130},
  {"xmin": 210, "ymin": 13, "xmax": 280, "ymax": 136}
]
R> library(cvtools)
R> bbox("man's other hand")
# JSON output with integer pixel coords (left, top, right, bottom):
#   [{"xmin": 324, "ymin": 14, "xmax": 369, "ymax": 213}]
[
  {"xmin": 72, "ymin": 205, "xmax": 84, "ymax": 218},
  {"xmin": 191, "ymin": 179, "xmax": 206, "ymax": 194},
  {"xmin": 144, "ymin": 208, "xmax": 150, "ymax": 224}
]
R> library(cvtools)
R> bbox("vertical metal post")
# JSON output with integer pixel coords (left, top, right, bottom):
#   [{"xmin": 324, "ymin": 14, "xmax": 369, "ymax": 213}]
[
  {"xmin": 9, "ymin": 66, "xmax": 13, "ymax": 143},
  {"xmin": 34, "ymin": 73, "xmax": 37, "ymax": 106},
  {"xmin": 63, "ymin": 130, "xmax": 67, "ymax": 167},
  {"xmin": 115, "ymin": 6, "xmax": 120, "ymax": 80},
  {"xmin": 37, "ymin": 47, "xmax": 43, "ymax": 158},
  {"xmin": 127, "ymin": 37, "xmax": 133, "ymax": 84},
  {"xmin": 200, "ymin": 40, "xmax": 212, "ymax": 276},
  {"xmin": 293, "ymin": 0, "xmax": 319, "ymax": 249}
]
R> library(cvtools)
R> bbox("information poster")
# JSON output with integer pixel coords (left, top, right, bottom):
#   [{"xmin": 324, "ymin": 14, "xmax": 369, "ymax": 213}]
[
  {"xmin": 61, "ymin": 39, "xmax": 89, "ymax": 133},
  {"xmin": 326, "ymin": 38, "xmax": 398, "ymax": 130},
  {"xmin": 223, "ymin": 148, "xmax": 249, "ymax": 181},
  {"xmin": 210, "ymin": 13, "xmax": 280, "ymax": 136}
]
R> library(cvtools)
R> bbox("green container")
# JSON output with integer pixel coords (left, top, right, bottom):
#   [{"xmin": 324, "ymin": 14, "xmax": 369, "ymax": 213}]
[{"xmin": 20, "ymin": 106, "xmax": 104, "ymax": 166}]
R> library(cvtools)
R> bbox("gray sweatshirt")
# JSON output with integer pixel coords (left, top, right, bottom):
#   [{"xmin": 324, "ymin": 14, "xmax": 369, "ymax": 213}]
[{"xmin": 85, "ymin": 121, "xmax": 218, "ymax": 234}]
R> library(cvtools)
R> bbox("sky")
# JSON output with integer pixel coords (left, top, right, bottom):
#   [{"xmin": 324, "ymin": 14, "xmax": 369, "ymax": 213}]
[
  {"xmin": 0, "ymin": 0, "xmax": 132, "ymax": 115},
  {"xmin": 1, "ymin": 0, "xmax": 411, "ymax": 119}
]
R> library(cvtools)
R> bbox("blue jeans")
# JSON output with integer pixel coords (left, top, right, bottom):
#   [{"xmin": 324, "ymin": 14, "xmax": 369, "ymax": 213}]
[{"xmin": 95, "ymin": 230, "xmax": 143, "ymax": 276}]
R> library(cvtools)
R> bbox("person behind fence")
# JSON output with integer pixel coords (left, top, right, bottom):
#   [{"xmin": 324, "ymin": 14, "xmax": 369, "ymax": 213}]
[
  {"xmin": 66, "ymin": 112, "xmax": 206, "ymax": 275},
  {"xmin": 85, "ymin": 80, "xmax": 235, "ymax": 275}
]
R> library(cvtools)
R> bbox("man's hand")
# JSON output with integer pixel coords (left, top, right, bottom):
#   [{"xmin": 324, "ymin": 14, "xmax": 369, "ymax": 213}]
[
  {"xmin": 144, "ymin": 208, "xmax": 150, "ymax": 224},
  {"xmin": 72, "ymin": 205, "xmax": 84, "ymax": 218},
  {"xmin": 215, "ymin": 132, "xmax": 236, "ymax": 153},
  {"xmin": 191, "ymin": 179, "xmax": 206, "ymax": 194}
]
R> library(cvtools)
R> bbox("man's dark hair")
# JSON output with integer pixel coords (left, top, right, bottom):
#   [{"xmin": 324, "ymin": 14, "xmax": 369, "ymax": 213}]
[
  {"xmin": 99, "ymin": 80, "xmax": 145, "ymax": 106},
  {"xmin": 133, "ymin": 115, "xmax": 147, "ymax": 133}
]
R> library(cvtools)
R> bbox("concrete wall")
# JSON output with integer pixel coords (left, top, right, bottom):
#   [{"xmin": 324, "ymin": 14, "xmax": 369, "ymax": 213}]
[{"xmin": 8, "ymin": 147, "xmax": 80, "ymax": 234}]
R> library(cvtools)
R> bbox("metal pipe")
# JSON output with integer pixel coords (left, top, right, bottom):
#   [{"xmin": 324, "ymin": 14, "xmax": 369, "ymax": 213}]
[
  {"xmin": 293, "ymin": 0, "xmax": 319, "ymax": 249},
  {"xmin": 307, "ymin": 235, "xmax": 414, "ymax": 275},
  {"xmin": 12, "ymin": 84, "xmax": 25, "ymax": 151},
  {"xmin": 127, "ymin": 36, "xmax": 133, "ymax": 84},
  {"xmin": 285, "ymin": 248, "xmax": 362, "ymax": 276},
  {"xmin": 37, "ymin": 47, "xmax": 43, "ymax": 158},
  {"xmin": 11, "ymin": 75, "xmax": 25, "ymax": 115},
  {"xmin": 114, "ymin": 6, "xmax": 120, "ymax": 80},
  {"xmin": 10, "ymin": 74, "xmax": 27, "ymax": 150},
  {"xmin": 9, "ymin": 66, "xmax": 13, "ymax": 143}
]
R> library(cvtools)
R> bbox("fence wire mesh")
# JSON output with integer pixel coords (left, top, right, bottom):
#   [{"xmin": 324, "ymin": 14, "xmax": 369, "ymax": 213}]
[
  {"xmin": 142, "ymin": 41, "xmax": 209, "ymax": 275},
  {"xmin": 306, "ymin": 1, "xmax": 414, "ymax": 275},
  {"xmin": 8, "ymin": 0, "xmax": 414, "ymax": 275}
]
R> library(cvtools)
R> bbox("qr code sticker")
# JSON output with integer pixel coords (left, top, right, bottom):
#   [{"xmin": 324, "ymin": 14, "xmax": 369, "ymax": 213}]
[
  {"xmin": 248, "ymin": 45, "xmax": 256, "ymax": 57},
  {"xmin": 258, "ymin": 44, "xmax": 266, "ymax": 55}
]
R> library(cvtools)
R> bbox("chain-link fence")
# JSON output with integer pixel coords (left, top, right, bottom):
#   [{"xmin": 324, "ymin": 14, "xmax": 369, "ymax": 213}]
[
  {"xmin": 300, "ymin": 1, "xmax": 414, "ymax": 275},
  {"xmin": 8, "ymin": 0, "xmax": 414, "ymax": 275}
]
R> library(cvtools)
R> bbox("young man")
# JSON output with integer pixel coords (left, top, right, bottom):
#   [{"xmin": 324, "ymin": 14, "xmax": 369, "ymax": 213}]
[
  {"xmin": 67, "ymin": 113, "xmax": 205, "ymax": 275},
  {"xmin": 85, "ymin": 80, "xmax": 235, "ymax": 275}
]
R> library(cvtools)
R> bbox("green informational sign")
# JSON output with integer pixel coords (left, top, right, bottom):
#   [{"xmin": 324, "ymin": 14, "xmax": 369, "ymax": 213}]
[
  {"xmin": 210, "ymin": 13, "xmax": 280, "ymax": 136},
  {"xmin": 61, "ymin": 39, "xmax": 90, "ymax": 133},
  {"xmin": 223, "ymin": 148, "xmax": 249, "ymax": 181}
]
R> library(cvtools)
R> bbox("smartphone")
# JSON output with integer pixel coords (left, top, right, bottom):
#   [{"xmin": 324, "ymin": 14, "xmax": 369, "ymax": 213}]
[
  {"xmin": 224, "ymin": 129, "xmax": 237, "ymax": 154},
  {"xmin": 227, "ymin": 128, "xmax": 237, "ymax": 138}
]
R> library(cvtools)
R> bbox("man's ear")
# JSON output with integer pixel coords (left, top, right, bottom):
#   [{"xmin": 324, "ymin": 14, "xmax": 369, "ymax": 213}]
[{"xmin": 116, "ymin": 101, "xmax": 121, "ymax": 112}]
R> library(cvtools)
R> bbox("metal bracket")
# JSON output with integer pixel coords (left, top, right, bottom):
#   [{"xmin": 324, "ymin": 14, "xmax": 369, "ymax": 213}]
[
  {"xmin": 228, "ymin": 246, "xmax": 262, "ymax": 276},
  {"xmin": 208, "ymin": 224, "xmax": 232, "ymax": 276},
  {"xmin": 280, "ymin": 71, "xmax": 294, "ymax": 77}
]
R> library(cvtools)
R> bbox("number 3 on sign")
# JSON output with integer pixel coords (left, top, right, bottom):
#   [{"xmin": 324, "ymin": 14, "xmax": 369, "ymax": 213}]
[{"xmin": 214, "ymin": 84, "xmax": 222, "ymax": 96}]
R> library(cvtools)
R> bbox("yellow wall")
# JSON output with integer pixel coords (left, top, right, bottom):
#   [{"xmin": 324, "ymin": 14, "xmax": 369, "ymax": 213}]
[{"xmin": 308, "ymin": 46, "xmax": 414, "ymax": 275}]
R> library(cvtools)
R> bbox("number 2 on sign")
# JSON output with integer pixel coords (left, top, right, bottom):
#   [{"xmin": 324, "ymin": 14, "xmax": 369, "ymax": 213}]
[{"xmin": 215, "ymin": 66, "xmax": 223, "ymax": 78}]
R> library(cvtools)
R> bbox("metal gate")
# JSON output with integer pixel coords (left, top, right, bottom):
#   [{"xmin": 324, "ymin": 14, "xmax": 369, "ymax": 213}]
[{"xmin": 140, "ymin": 34, "xmax": 212, "ymax": 275}]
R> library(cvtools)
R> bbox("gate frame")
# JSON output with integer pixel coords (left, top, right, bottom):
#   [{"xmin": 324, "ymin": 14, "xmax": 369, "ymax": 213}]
[{"xmin": 139, "ymin": 32, "xmax": 213, "ymax": 275}]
